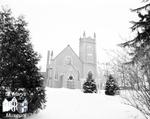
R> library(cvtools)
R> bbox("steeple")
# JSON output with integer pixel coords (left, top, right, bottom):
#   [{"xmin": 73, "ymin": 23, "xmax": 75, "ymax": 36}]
[
  {"xmin": 94, "ymin": 32, "xmax": 96, "ymax": 39},
  {"xmin": 51, "ymin": 50, "xmax": 53, "ymax": 60},
  {"xmin": 45, "ymin": 50, "xmax": 50, "ymax": 86},
  {"xmin": 46, "ymin": 50, "xmax": 50, "ymax": 70},
  {"xmin": 83, "ymin": 31, "xmax": 86, "ymax": 38}
]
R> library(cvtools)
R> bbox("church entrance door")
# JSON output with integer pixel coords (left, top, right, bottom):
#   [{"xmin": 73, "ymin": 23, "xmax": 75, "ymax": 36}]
[{"xmin": 67, "ymin": 75, "xmax": 75, "ymax": 89}]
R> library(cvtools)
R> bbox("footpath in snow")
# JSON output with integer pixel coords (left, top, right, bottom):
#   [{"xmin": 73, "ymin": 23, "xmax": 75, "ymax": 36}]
[{"xmin": 27, "ymin": 87, "xmax": 145, "ymax": 119}]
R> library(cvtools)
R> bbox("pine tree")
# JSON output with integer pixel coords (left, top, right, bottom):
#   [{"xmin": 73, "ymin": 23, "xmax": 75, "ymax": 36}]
[
  {"xmin": 0, "ymin": 9, "xmax": 46, "ymax": 118},
  {"xmin": 105, "ymin": 74, "xmax": 119, "ymax": 95},
  {"xmin": 119, "ymin": 1, "xmax": 150, "ymax": 118},
  {"xmin": 120, "ymin": 1, "xmax": 150, "ymax": 88},
  {"xmin": 83, "ymin": 72, "xmax": 97, "ymax": 93}
]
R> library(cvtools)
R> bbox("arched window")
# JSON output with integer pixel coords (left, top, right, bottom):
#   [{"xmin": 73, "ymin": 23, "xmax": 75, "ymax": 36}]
[
  {"xmin": 65, "ymin": 56, "xmax": 72, "ymax": 65},
  {"xmin": 55, "ymin": 72, "xmax": 58, "ymax": 80}
]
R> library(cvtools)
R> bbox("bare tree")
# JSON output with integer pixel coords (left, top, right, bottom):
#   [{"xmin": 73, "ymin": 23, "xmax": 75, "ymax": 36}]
[{"xmin": 107, "ymin": 50, "xmax": 150, "ymax": 119}]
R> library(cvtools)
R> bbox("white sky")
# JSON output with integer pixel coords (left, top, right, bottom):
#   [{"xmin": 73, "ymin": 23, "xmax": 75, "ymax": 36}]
[{"xmin": 0, "ymin": 0, "xmax": 143, "ymax": 71}]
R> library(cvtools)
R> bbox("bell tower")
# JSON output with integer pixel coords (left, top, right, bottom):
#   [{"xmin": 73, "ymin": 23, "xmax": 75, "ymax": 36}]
[{"xmin": 79, "ymin": 32, "xmax": 97, "ymax": 79}]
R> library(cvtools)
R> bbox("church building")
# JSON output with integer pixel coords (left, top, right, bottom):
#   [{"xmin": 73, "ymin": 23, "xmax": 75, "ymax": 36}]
[{"xmin": 45, "ymin": 32, "xmax": 97, "ymax": 89}]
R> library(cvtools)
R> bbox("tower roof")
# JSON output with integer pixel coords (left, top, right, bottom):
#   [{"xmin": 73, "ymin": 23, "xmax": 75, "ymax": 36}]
[{"xmin": 80, "ymin": 31, "xmax": 96, "ymax": 43}]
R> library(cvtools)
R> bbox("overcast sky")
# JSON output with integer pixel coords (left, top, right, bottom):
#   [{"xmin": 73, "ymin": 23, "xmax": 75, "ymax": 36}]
[{"xmin": 0, "ymin": 0, "xmax": 143, "ymax": 71}]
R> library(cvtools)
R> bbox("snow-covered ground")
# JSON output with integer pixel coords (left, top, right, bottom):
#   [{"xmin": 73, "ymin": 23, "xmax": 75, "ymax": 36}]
[{"xmin": 27, "ymin": 88, "xmax": 145, "ymax": 119}]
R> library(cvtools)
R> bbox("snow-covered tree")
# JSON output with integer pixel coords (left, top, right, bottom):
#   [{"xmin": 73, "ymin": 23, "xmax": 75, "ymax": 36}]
[
  {"xmin": 0, "ymin": 8, "xmax": 46, "ymax": 118},
  {"xmin": 83, "ymin": 72, "xmax": 97, "ymax": 93},
  {"xmin": 119, "ymin": 1, "xmax": 150, "ymax": 118},
  {"xmin": 105, "ymin": 74, "xmax": 119, "ymax": 95},
  {"xmin": 120, "ymin": 0, "xmax": 150, "ymax": 89}
]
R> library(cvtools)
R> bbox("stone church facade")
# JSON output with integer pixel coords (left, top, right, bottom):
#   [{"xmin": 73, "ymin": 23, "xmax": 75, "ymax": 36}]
[{"xmin": 45, "ymin": 32, "xmax": 97, "ymax": 89}]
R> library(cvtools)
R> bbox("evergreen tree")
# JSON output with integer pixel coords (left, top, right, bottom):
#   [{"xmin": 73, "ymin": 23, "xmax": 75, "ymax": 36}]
[
  {"xmin": 83, "ymin": 72, "xmax": 97, "ymax": 93},
  {"xmin": 105, "ymin": 74, "xmax": 119, "ymax": 95},
  {"xmin": 120, "ymin": 0, "xmax": 150, "ymax": 88},
  {"xmin": 119, "ymin": 1, "xmax": 150, "ymax": 118},
  {"xmin": 0, "ymin": 9, "xmax": 46, "ymax": 118}
]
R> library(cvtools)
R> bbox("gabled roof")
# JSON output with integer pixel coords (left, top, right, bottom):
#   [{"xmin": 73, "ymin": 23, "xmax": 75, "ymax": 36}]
[{"xmin": 52, "ymin": 45, "xmax": 82, "ymax": 63}]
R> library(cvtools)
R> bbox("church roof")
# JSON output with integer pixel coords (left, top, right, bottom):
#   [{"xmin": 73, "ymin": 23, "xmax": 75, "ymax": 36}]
[{"xmin": 52, "ymin": 45, "xmax": 82, "ymax": 63}]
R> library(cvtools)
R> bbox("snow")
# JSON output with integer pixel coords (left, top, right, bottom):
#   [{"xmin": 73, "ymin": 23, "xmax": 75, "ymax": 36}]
[{"xmin": 27, "ymin": 88, "xmax": 145, "ymax": 119}]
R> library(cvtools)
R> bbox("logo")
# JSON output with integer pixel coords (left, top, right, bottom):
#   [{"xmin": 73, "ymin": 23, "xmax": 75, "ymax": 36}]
[{"xmin": 2, "ymin": 97, "xmax": 28, "ymax": 113}]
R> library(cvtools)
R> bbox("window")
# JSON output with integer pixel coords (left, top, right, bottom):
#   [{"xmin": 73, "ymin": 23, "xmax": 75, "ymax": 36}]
[
  {"xmin": 55, "ymin": 72, "xmax": 58, "ymax": 80},
  {"xmin": 87, "ymin": 53, "xmax": 93, "ymax": 56},
  {"xmin": 87, "ymin": 46, "xmax": 93, "ymax": 52},
  {"xmin": 49, "ymin": 69, "xmax": 52, "ymax": 79},
  {"xmin": 87, "ymin": 45, "xmax": 93, "ymax": 60},
  {"xmin": 65, "ymin": 56, "xmax": 72, "ymax": 65}
]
